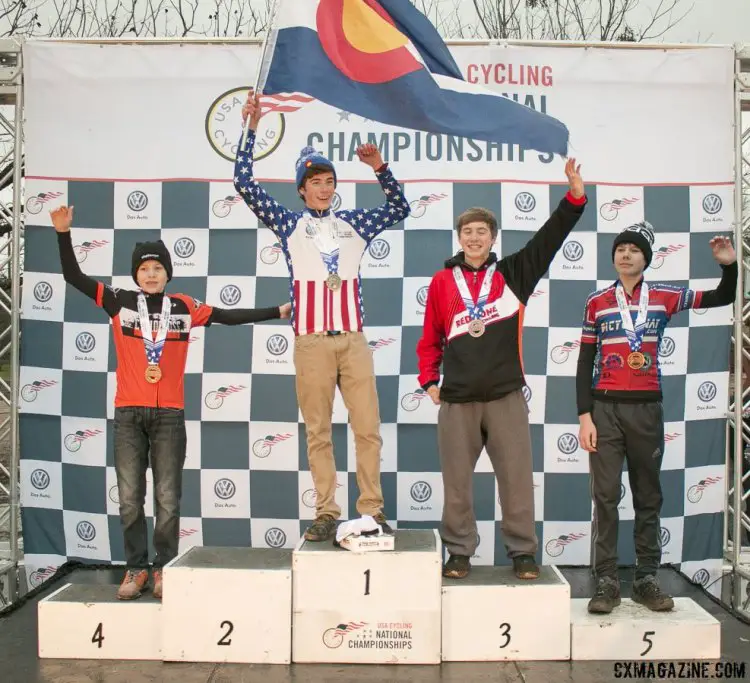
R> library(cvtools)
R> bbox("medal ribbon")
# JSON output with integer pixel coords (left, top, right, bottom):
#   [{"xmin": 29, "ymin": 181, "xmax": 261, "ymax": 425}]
[
  {"xmin": 452, "ymin": 263, "xmax": 496, "ymax": 320},
  {"xmin": 614, "ymin": 281, "xmax": 650, "ymax": 352},
  {"xmin": 307, "ymin": 212, "xmax": 340, "ymax": 278},
  {"xmin": 137, "ymin": 293, "xmax": 172, "ymax": 365}
]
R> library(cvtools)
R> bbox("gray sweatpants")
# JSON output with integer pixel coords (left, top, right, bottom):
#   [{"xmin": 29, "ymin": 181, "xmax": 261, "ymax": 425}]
[{"xmin": 437, "ymin": 389, "xmax": 537, "ymax": 559}]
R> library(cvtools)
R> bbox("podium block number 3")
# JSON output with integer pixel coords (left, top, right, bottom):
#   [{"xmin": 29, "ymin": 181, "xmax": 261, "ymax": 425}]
[{"xmin": 499, "ymin": 622, "xmax": 511, "ymax": 648}]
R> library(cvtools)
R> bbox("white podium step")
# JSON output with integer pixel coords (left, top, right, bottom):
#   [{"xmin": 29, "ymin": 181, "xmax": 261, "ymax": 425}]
[
  {"xmin": 38, "ymin": 582, "xmax": 162, "ymax": 660},
  {"xmin": 161, "ymin": 546, "xmax": 292, "ymax": 664},
  {"xmin": 441, "ymin": 565, "xmax": 570, "ymax": 661},
  {"xmin": 292, "ymin": 529, "xmax": 442, "ymax": 664},
  {"xmin": 571, "ymin": 598, "xmax": 721, "ymax": 660}
]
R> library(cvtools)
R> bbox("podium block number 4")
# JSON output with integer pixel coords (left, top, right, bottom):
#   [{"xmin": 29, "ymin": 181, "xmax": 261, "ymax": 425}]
[{"xmin": 92, "ymin": 623, "xmax": 104, "ymax": 649}]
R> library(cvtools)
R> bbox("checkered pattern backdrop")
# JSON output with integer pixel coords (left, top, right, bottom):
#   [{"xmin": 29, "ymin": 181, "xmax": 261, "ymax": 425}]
[{"xmin": 16, "ymin": 41, "xmax": 737, "ymax": 596}]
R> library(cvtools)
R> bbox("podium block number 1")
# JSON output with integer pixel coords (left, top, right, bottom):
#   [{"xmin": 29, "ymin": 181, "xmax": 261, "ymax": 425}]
[{"xmin": 363, "ymin": 569, "xmax": 370, "ymax": 596}]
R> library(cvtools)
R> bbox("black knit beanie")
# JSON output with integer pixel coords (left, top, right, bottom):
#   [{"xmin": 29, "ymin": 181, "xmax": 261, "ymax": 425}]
[
  {"xmin": 612, "ymin": 221, "xmax": 655, "ymax": 267},
  {"xmin": 131, "ymin": 240, "xmax": 173, "ymax": 284}
]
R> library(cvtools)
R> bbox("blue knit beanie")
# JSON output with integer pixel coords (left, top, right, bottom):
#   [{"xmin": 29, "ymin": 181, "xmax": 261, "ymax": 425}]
[{"xmin": 295, "ymin": 146, "xmax": 337, "ymax": 190}]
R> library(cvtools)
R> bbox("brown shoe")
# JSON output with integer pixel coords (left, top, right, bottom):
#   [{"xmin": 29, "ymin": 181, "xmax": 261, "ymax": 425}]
[
  {"xmin": 153, "ymin": 569, "xmax": 163, "ymax": 600},
  {"xmin": 304, "ymin": 514, "xmax": 336, "ymax": 541},
  {"xmin": 117, "ymin": 569, "xmax": 149, "ymax": 600},
  {"xmin": 513, "ymin": 555, "xmax": 540, "ymax": 580}
]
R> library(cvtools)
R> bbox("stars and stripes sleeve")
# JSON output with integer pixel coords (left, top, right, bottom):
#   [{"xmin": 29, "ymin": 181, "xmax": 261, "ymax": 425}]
[
  {"xmin": 233, "ymin": 130, "xmax": 296, "ymax": 238},
  {"xmin": 337, "ymin": 166, "xmax": 411, "ymax": 243}
]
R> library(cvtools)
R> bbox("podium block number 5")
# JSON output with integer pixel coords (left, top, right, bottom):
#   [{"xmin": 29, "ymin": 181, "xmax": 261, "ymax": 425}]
[
  {"xmin": 91, "ymin": 622, "xmax": 104, "ymax": 649},
  {"xmin": 641, "ymin": 630, "xmax": 654, "ymax": 657},
  {"xmin": 218, "ymin": 620, "xmax": 234, "ymax": 646}
]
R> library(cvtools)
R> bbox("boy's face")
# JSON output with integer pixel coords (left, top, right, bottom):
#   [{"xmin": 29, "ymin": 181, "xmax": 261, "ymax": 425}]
[
  {"xmin": 614, "ymin": 243, "xmax": 646, "ymax": 278},
  {"xmin": 136, "ymin": 260, "xmax": 168, "ymax": 294},
  {"xmin": 300, "ymin": 171, "xmax": 336, "ymax": 211},
  {"xmin": 458, "ymin": 221, "xmax": 495, "ymax": 262}
]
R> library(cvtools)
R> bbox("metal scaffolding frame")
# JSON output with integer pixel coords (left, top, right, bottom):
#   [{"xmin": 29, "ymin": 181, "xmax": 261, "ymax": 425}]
[
  {"xmin": 723, "ymin": 44, "xmax": 750, "ymax": 619},
  {"xmin": 0, "ymin": 38, "xmax": 746, "ymax": 616},
  {"xmin": 0, "ymin": 37, "xmax": 23, "ymax": 609}
]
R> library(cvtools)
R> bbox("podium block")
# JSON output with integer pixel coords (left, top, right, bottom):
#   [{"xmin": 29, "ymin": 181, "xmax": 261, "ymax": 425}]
[
  {"xmin": 38, "ymin": 583, "xmax": 161, "ymax": 660},
  {"xmin": 571, "ymin": 598, "xmax": 721, "ymax": 660},
  {"xmin": 161, "ymin": 546, "xmax": 292, "ymax": 664},
  {"xmin": 441, "ymin": 565, "xmax": 570, "ymax": 661},
  {"xmin": 292, "ymin": 529, "xmax": 442, "ymax": 664}
]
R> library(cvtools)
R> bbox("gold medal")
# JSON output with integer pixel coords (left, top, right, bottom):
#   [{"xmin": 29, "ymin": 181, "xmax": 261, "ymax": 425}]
[
  {"xmin": 144, "ymin": 365, "xmax": 162, "ymax": 383},
  {"xmin": 468, "ymin": 319, "xmax": 486, "ymax": 338},
  {"xmin": 326, "ymin": 273, "xmax": 342, "ymax": 291},
  {"xmin": 627, "ymin": 352, "xmax": 645, "ymax": 370}
]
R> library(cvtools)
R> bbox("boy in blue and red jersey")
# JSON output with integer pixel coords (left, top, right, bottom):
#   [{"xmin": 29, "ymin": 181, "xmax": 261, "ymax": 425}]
[{"xmin": 577, "ymin": 221, "xmax": 737, "ymax": 614}]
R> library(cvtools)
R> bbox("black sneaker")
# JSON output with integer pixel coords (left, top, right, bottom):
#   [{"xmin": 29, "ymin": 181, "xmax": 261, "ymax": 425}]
[
  {"xmin": 372, "ymin": 512, "xmax": 394, "ymax": 535},
  {"xmin": 632, "ymin": 575, "xmax": 674, "ymax": 611},
  {"xmin": 443, "ymin": 554, "xmax": 471, "ymax": 578},
  {"xmin": 588, "ymin": 576, "xmax": 621, "ymax": 614},
  {"xmin": 513, "ymin": 555, "xmax": 540, "ymax": 580},
  {"xmin": 304, "ymin": 514, "xmax": 336, "ymax": 542}
]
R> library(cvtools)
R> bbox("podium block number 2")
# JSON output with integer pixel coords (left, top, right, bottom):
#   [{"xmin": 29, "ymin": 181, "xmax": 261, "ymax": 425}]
[{"xmin": 218, "ymin": 621, "xmax": 234, "ymax": 646}]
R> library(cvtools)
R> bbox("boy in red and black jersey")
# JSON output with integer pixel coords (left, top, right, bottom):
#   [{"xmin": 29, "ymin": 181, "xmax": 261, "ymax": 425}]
[
  {"xmin": 417, "ymin": 159, "xmax": 587, "ymax": 580},
  {"xmin": 51, "ymin": 206, "xmax": 288, "ymax": 600},
  {"xmin": 576, "ymin": 221, "xmax": 737, "ymax": 614}
]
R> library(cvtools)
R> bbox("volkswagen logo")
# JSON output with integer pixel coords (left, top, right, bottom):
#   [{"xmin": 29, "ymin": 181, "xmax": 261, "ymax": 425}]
[
  {"xmin": 557, "ymin": 433, "xmax": 578, "ymax": 455},
  {"xmin": 220, "ymin": 285, "xmax": 241, "ymax": 306},
  {"xmin": 127, "ymin": 190, "xmax": 148, "ymax": 212},
  {"xmin": 410, "ymin": 481, "xmax": 432, "ymax": 503},
  {"xmin": 214, "ymin": 478, "xmax": 236, "ymax": 500},
  {"xmin": 658, "ymin": 336, "xmax": 675, "ymax": 358},
  {"xmin": 267, "ymin": 334, "xmax": 288, "ymax": 356},
  {"xmin": 265, "ymin": 527, "xmax": 287, "ymax": 548},
  {"xmin": 692, "ymin": 568, "xmax": 710, "ymax": 586},
  {"xmin": 417, "ymin": 286, "xmax": 429, "ymax": 307},
  {"xmin": 368, "ymin": 238, "xmax": 390, "ymax": 260},
  {"xmin": 659, "ymin": 526, "xmax": 671, "ymax": 548},
  {"xmin": 75, "ymin": 332, "xmax": 96, "ymax": 354},
  {"xmin": 698, "ymin": 381, "xmax": 717, "ymax": 403},
  {"xmin": 33, "ymin": 281, "xmax": 53, "ymax": 303},
  {"xmin": 30, "ymin": 468, "xmax": 50, "ymax": 490},
  {"xmin": 174, "ymin": 237, "xmax": 195, "ymax": 259},
  {"xmin": 522, "ymin": 385, "xmax": 532, "ymax": 402},
  {"xmin": 515, "ymin": 192, "xmax": 536, "ymax": 213},
  {"xmin": 702, "ymin": 194, "xmax": 722, "ymax": 215},
  {"xmin": 76, "ymin": 521, "xmax": 96, "ymax": 542},
  {"xmin": 563, "ymin": 241, "xmax": 584, "ymax": 262}
]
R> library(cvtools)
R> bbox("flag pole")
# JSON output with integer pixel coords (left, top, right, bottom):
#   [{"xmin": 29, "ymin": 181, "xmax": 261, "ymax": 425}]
[{"xmin": 240, "ymin": 0, "xmax": 281, "ymax": 152}]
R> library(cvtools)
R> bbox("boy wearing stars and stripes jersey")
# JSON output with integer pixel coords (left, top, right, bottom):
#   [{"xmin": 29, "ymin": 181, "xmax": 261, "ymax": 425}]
[
  {"xmin": 577, "ymin": 221, "xmax": 737, "ymax": 615},
  {"xmin": 235, "ymin": 91, "xmax": 411, "ymax": 542}
]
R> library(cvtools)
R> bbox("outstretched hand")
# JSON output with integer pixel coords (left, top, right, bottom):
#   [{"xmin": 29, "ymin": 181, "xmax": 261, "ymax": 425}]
[
  {"xmin": 49, "ymin": 205, "xmax": 73, "ymax": 233},
  {"xmin": 279, "ymin": 302, "xmax": 292, "ymax": 319},
  {"xmin": 356, "ymin": 143, "xmax": 384, "ymax": 170},
  {"xmin": 565, "ymin": 158, "xmax": 584, "ymax": 199},
  {"xmin": 710, "ymin": 235, "xmax": 736, "ymax": 265},
  {"xmin": 241, "ymin": 89, "xmax": 262, "ymax": 131}
]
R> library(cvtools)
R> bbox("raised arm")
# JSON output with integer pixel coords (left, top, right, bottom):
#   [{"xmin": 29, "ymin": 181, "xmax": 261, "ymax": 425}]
[
  {"xmin": 233, "ymin": 91, "xmax": 296, "ymax": 236},
  {"xmin": 336, "ymin": 144, "xmax": 411, "ymax": 242},
  {"xmin": 178, "ymin": 296, "xmax": 290, "ymax": 328},
  {"xmin": 51, "ymin": 206, "xmax": 119, "ymax": 317},
  {"xmin": 500, "ymin": 159, "xmax": 587, "ymax": 304}
]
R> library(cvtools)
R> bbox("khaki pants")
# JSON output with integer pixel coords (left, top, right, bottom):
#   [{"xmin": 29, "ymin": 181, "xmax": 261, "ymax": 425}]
[{"xmin": 294, "ymin": 331, "xmax": 383, "ymax": 519}]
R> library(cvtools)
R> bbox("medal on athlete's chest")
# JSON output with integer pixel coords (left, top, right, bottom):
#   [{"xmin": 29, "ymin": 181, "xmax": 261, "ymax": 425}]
[
  {"xmin": 306, "ymin": 213, "xmax": 343, "ymax": 291},
  {"xmin": 137, "ymin": 293, "xmax": 171, "ymax": 385},
  {"xmin": 614, "ymin": 281, "xmax": 650, "ymax": 371},
  {"xmin": 454, "ymin": 264, "xmax": 496, "ymax": 338}
]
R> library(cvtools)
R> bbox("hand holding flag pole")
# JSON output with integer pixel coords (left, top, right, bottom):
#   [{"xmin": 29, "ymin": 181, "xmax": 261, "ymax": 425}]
[{"xmin": 240, "ymin": 0, "xmax": 280, "ymax": 151}]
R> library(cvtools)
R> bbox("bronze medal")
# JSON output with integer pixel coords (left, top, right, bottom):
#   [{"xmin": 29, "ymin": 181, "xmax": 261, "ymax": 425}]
[
  {"xmin": 468, "ymin": 319, "xmax": 486, "ymax": 338},
  {"xmin": 627, "ymin": 352, "xmax": 645, "ymax": 370},
  {"xmin": 145, "ymin": 365, "xmax": 162, "ymax": 383},
  {"xmin": 326, "ymin": 273, "xmax": 342, "ymax": 291}
]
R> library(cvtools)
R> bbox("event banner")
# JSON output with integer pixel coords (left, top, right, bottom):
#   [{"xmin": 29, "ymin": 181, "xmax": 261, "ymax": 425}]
[{"xmin": 19, "ymin": 40, "xmax": 734, "ymax": 595}]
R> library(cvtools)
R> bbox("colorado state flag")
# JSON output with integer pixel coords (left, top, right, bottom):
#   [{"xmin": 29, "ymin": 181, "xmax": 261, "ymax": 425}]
[{"xmin": 258, "ymin": 0, "xmax": 569, "ymax": 156}]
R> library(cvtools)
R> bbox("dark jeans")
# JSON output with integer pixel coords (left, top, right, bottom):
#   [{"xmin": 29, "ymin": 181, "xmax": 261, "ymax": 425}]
[
  {"xmin": 589, "ymin": 400, "xmax": 664, "ymax": 581},
  {"xmin": 113, "ymin": 406, "xmax": 187, "ymax": 569}
]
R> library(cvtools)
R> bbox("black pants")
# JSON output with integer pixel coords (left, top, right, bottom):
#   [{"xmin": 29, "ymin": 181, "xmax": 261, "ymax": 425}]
[
  {"xmin": 590, "ymin": 400, "xmax": 664, "ymax": 580},
  {"xmin": 113, "ymin": 406, "xmax": 187, "ymax": 569}
]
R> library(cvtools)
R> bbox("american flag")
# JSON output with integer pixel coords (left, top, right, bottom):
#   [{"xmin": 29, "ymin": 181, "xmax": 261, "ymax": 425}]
[
  {"xmin": 413, "ymin": 193, "xmax": 448, "ymax": 207},
  {"xmin": 260, "ymin": 433, "xmax": 293, "ymax": 447},
  {"xmin": 368, "ymin": 337, "xmax": 397, "ymax": 350},
  {"xmin": 695, "ymin": 476, "xmax": 722, "ymax": 491},
  {"xmin": 552, "ymin": 532, "xmax": 586, "ymax": 546},
  {"xmin": 609, "ymin": 197, "xmax": 639, "ymax": 208},
  {"xmin": 334, "ymin": 621, "xmax": 367, "ymax": 635},
  {"xmin": 260, "ymin": 92, "xmax": 314, "ymax": 115}
]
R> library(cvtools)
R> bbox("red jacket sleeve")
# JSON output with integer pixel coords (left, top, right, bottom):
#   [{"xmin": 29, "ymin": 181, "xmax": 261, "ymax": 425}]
[
  {"xmin": 417, "ymin": 275, "xmax": 445, "ymax": 389},
  {"xmin": 174, "ymin": 294, "xmax": 214, "ymax": 327}
]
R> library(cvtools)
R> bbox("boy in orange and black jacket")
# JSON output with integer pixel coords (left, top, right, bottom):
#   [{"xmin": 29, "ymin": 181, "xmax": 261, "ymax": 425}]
[{"xmin": 51, "ymin": 205, "xmax": 288, "ymax": 600}]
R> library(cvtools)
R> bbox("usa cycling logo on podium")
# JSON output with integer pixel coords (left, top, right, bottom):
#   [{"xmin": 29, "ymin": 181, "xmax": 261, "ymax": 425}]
[
  {"xmin": 252, "ymin": 432, "xmax": 293, "ymax": 458},
  {"xmin": 545, "ymin": 531, "xmax": 587, "ymax": 558}
]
